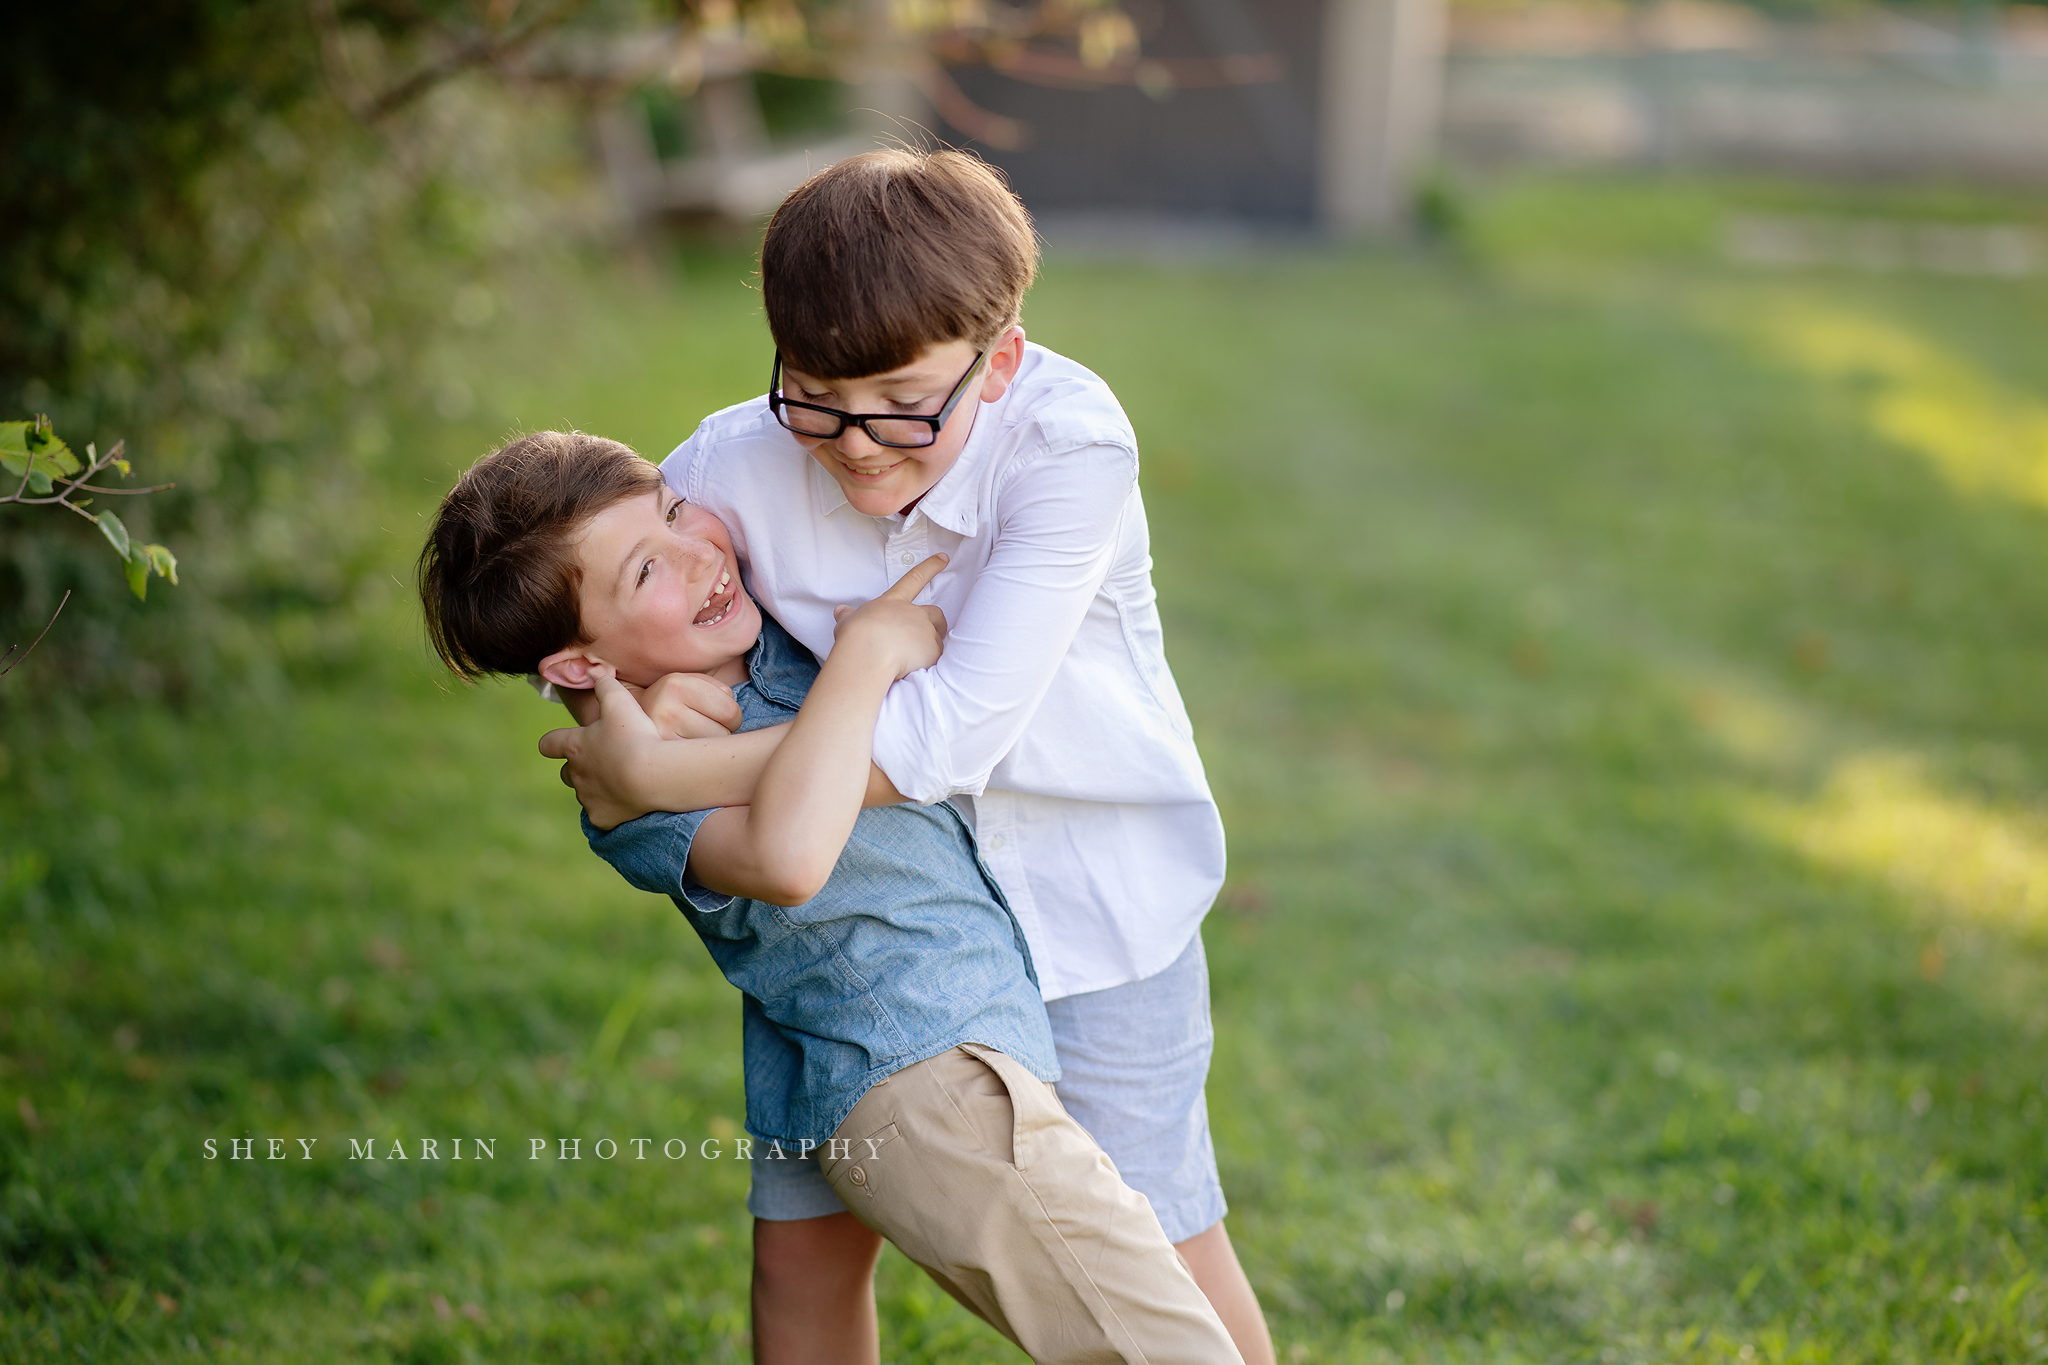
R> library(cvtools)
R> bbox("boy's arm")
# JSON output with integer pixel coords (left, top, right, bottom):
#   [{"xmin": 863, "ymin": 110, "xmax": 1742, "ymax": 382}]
[
  {"xmin": 681, "ymin": 555, "xmax": 947, "ymax": 906},
  {"xmin": 870, "ymin": 439, "xmax": 1137, "ymax": 803},
  {"xmin": 556, "ymin": 672, "xmax": 741, "ymax": 738},
  {"xmin": 539, "ymin": 701, "xmax": 904, "ymax": 832}
]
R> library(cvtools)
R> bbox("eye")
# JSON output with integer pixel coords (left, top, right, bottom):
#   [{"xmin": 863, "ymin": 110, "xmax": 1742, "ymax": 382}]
[
  {"xmin": 665, "ymin": 499, "xmax": 681, "ymax": 525},
  {"xmin": 636, "ymin": 557, "xmax": 654, "ymax": 588},
  {"xmin": 883, "ymin": 389, "xmax": 941, "ymax": 414}
]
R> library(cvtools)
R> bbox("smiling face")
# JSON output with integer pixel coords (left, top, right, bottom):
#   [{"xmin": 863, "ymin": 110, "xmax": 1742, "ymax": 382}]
[
  {"xmin": 537, "ymin": 486, "xmax": 760, "ymax": 690},
  {"xmin": 778, "ymin": 329, "xmax": 1025, "ymax": 517}
]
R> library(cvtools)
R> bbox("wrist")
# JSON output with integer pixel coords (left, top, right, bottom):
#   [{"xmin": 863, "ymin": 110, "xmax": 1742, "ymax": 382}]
[
  {"xmin": 827, "ymin": 632, "xmax": 917, "ymax": 685},
  {"xmin": 614, "ymin": 738, "xmax": 663, "ymax": 818}
]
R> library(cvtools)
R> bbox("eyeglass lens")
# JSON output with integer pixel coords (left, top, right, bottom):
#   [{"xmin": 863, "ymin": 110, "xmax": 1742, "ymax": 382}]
[{"xmin": 776, "ymin": 403, "xmax": 937, "ymax": 448}]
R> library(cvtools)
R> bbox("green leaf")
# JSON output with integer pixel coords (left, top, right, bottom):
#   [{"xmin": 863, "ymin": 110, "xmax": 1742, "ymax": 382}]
[
  {"xmin": 143, "ymin": 544, "xmax": 179, "ymax": 586},
  {"xmin": 0, "ymin": 424, "xmax": 38, "ymax": 489},
  {"xmin": 124, "ymin": 551, "xmax": 150, "ymax": 599},
  {"xmin": 95, "ymin": 509, "xmax": 131, "ymax": 559},
  {"xmin": 2, "ymin": 417, "xmax": 81, "ymax": 490},
  {"xmin": 23, "ymin": 416, "xmax": 79, "ymax": 476}
]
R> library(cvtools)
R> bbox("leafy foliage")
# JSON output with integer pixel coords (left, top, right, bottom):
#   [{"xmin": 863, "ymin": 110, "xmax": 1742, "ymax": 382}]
[
  {"xmin": 0, "ymin": 0, "xmax": 589, "ymax": 704},
  {"xmin": 0, "ymin": 417, "xmax": 177, "ymax": 606},
  {"xmin": 0, "ymin": 419, "xmax": 79, "ymax": 499}
]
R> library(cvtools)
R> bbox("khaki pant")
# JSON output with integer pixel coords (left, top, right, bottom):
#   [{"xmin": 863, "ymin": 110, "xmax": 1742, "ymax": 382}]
[{"xmin": 819, "ymin": 1043, "xmax": 1244, "ymax": 1365}]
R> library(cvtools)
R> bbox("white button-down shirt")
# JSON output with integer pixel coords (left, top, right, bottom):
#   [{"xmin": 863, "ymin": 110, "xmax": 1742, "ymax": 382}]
[{"xmin": 662, "ymin": 343, "xmax": 1225, "ymax": 1000}]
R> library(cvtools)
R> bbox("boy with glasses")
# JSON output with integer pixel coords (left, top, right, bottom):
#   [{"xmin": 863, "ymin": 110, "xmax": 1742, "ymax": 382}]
[{"xmin": 544, "ymin": 148, "xmax": 1274, "ymax": 1365}]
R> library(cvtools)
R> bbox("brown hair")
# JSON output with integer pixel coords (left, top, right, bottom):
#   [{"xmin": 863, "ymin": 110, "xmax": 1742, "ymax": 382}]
[
  {"xmin": 761, "ymin": 147, "xmax": 1039, "ymax": 380},
  {"xmin": 418, "ymin": 431, "xmax": 663, "ymax": 679}
]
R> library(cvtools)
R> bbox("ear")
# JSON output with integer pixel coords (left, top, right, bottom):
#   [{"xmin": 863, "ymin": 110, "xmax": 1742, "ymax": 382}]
[
  {"xmin": 977, "ymin": 326, "xmax": 1027, "ymax": 405},
  {"xmin": 538, "ymin": 645, "xmax": 607, "ymax": 691}
]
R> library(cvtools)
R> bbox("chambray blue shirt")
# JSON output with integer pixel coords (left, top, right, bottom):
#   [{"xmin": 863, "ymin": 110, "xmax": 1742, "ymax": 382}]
[{"xmin": 584, "ymin": 614, "xmax": 1059, "ymax": 1146}]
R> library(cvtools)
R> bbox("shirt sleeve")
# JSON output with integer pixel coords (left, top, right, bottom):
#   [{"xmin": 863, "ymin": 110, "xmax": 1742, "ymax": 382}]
[
  {"xmin": 582, "ymin": 807, "xmax": 735, "ymax": 915},
  {"xmin": 869, "ymin": 436, "xmax": 1139, "ymax": 804}
]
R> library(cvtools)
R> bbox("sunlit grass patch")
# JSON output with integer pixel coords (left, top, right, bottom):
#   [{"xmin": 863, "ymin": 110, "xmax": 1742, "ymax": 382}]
[
  {"xmin": 1727, "ymin": 298, "xmax": 2048, "ymax": 514},
  {"xmin": 1747, "ymin": 751, "xmax": 2048, "ymax": 938}
]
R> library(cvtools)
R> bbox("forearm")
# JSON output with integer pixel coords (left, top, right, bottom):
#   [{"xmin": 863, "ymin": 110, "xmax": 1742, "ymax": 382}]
[
  {"xmin": 691, "ymin": 639, "xmax": 899, "ymax": 903},
  {"xmin": 621, "ymin": 721, "xmax": 902, "ymax": 813},
  {"xmin": 616, "ymin": 727, "xmax": 787, "ymax": 815}
]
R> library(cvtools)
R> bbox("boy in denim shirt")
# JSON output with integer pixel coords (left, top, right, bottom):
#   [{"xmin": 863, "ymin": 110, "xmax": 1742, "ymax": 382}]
[{"xmin": 420, "ymin": 431, "xmax": 1241, "ymax": 1364}]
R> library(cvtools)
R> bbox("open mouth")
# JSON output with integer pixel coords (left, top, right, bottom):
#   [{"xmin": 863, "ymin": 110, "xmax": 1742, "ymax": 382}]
[{"xmin": 692, "ymin": 569, "xmax": 742, "ymax": 628}]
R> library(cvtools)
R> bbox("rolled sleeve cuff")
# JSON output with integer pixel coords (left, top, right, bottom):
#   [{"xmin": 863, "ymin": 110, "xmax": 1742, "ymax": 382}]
[{"xmin": 581, "ymin": 808, "xmax": 736, "ymax": 914}]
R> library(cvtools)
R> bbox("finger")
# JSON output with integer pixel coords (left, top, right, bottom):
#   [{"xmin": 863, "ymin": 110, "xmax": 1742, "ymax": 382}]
[
  {"xmin": 833, "ymin": 604, "xmax": 854, "ymax": 623},
  {"xmin": 881, "ymin": 553, "xmax": 949, "ymax": 602},
  {"xmin": 538, "ymin": 726, "xmax": 579, "ymax": 760},
  {"xmin": 921, "ymin": 603, "xmax": 948, "ymax": 643},
  {"xmin": 560, "ymin": 762, "xmax": 575, "ymax": 789},
  {"xmin": 665, "ymin": 711, "xmax": 734, "ymax": 741},
  {"xmin": 674, "ymin": 674, "xmax": 743, "ymax": 730},
  {"xmin": 592, "ymin": 670, "xmax": 647, "ymax": 722}
]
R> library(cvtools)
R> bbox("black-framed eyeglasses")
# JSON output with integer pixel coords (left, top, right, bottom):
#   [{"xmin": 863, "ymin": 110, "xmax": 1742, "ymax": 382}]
[{"xmin": 767, "ymin": 350, "xmax": 987, "ymax": 449}]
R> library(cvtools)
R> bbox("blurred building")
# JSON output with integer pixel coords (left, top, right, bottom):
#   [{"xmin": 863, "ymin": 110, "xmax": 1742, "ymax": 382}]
[
  {"xmin": 597, "ymin": 0, "xmax": 1448, "ymax": 236},
  {"xmin": 597, "ymin": 0, "xmax": 2048, "ymax": 246},
  {"xmin": 1443, "ymin": 0, "xmax": 2048, "ymax": 183}
]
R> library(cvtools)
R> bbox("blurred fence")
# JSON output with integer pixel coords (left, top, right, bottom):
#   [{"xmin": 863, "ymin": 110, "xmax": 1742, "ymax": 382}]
[{"xmin": 1444, "ymin": 0, "xmax": 2048, "ymax": 181}]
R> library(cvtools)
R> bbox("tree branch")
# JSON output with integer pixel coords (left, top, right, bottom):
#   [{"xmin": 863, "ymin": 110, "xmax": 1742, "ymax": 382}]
[
  {"xmin": 354, "ymin": 0, "xmax": 599, "ymax": 121},
  {"xmin": 0, "ymin": 590, "xmax": 71, "ymax": 679}
]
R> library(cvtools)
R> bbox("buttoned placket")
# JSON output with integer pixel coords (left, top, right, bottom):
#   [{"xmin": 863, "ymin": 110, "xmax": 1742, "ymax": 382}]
[{"xmin": 879, "ymin": 509, "xmax": 929, "ymax": 588}]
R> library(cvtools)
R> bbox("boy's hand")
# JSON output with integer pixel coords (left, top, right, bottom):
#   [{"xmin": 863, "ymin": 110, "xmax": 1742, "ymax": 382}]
[
  {"xmin": 559, "ymin": 674, "xmax": 739, "ymax": 738},
  {"xmin": 831, "ymin": 553, "xmax": 949, "ymax": 679},
  {"xmin": 640, "ymin": 672, "xmax": 743, "ymax": 740},
  {"xmin": 538, "ymin": 672, "xmax": 661, "ymax": 830}
]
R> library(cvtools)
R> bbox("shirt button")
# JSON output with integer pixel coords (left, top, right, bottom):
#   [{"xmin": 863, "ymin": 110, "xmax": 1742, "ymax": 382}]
[
  {"xmin": 899, "ymin": 552, "xmax": 915, "ymax": 566},
  {"xmin": 986, "ymin": 835, "xmax": 1005, "ymax": 852},
  {"xmin": 849, "ymin": 1166, "xmax": 867, "ymax": 1186}
]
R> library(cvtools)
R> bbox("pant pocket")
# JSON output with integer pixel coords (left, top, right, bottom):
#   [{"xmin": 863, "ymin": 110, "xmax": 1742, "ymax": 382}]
[
  {"xmin": 948, "ymin": 1047, "xmax": 1021, "ymax": 1167},
  {"xmin": 822, "ymin": 1117, "xmax": 899, "ymax": 1202}
]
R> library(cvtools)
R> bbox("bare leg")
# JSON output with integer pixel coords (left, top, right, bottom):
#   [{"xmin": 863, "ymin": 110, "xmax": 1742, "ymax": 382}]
[
  {"xmin": 752, "ymin": 1211, "xmax": 884, "ymax": 1365},
  {"xmin": 1176, "ymin": 1220, "xmax": 1275, "ymax": 1365}
]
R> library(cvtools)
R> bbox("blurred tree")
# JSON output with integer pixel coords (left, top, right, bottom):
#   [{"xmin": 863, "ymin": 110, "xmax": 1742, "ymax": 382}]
[
  {"xmin": 0, "ymin": 0, "xmax": 593, "ymax": 702},
  {"xmin": 0, "ymin": 0, "xmax": 1173, "ymax": 705}
]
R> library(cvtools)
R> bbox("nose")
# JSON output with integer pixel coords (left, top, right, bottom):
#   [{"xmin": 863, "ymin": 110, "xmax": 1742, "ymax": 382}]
[
  {"xmin": 674, "ymin": 534, "xmax": 722, "ymax": 576},
  {"xmin": 832, "ymin": 423, "xmax": 890, "ymax": 461}
]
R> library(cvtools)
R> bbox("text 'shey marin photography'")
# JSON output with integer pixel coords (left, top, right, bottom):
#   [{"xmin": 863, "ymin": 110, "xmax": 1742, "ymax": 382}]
[{"xmin": 199, "ymin": 1135, "xmax": 890, "ymax": 1164}]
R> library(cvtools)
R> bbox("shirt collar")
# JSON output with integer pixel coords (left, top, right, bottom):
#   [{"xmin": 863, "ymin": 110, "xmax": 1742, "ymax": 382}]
[
  {"xmin": 741, "ymin": 611, "xmax": 821, "ymax": 712},
  {"xmin": 908, "ymin": 398, "xmax": 998, "ymax": 538},
  {"xmin": 809, "ymin": 455, "xmax": 852, "ymax": 519}
]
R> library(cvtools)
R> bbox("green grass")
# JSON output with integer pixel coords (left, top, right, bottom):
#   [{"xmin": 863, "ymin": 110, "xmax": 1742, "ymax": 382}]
[{"xmin": 7, "ymin": 172, "xmax": 2048, "ymax": 1361}]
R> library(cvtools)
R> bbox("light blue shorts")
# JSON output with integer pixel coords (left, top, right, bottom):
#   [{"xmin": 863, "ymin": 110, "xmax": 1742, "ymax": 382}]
[{"xmin": 749, "ymin": 931, "xmax": 1227, "ymax": 1243}]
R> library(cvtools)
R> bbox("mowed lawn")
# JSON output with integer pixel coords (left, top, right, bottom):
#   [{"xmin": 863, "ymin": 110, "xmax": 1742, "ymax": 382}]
[{"xmin": 6, "ymin": 174, "xmax": 2048, "ymax": 1362}]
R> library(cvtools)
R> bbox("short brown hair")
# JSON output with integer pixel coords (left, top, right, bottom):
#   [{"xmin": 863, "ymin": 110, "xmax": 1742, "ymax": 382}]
[
  {"xmin": 761, "ymin": 148, "xmax": 1039, "ymax": 379},
  {"xmin": 418, "ymin": 431, "xmax": 663, "ymax": 679}
]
